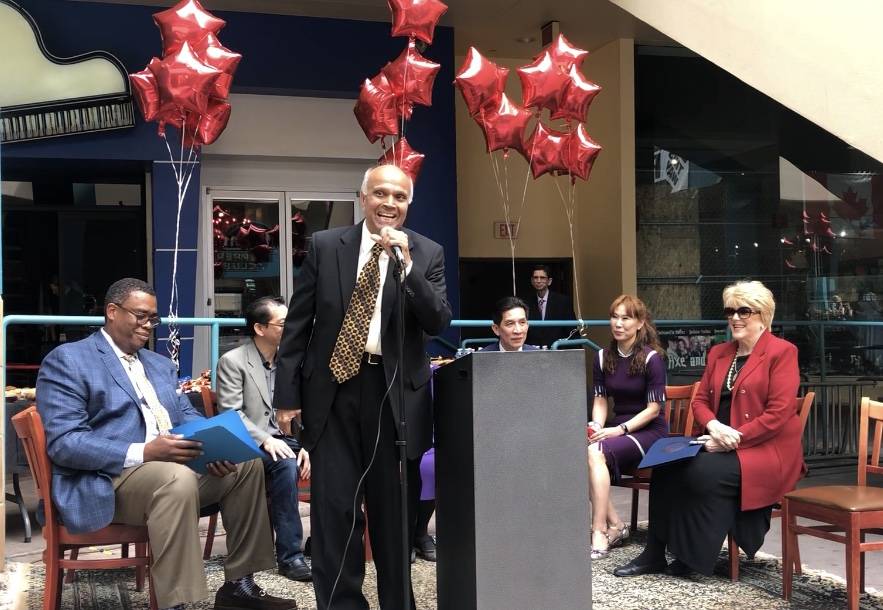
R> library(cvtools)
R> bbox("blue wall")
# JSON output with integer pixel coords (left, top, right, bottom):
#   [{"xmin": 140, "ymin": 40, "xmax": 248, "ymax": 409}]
[{"xmin": 5, "ymin": 0, "xmax": 460, "ymax": 371}]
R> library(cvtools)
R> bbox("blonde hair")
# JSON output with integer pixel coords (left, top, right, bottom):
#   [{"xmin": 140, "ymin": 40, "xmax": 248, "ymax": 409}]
[{"xmin": 722, "ymin": 280, "xmax": 776, "ymax": 328}]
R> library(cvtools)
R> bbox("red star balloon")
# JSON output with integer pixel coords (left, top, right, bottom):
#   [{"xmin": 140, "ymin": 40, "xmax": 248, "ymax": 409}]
[
  {"xmin": 475, "ymin": 93, "xmax": 531, "ymax": 156},
  {"xmin": 380, "ymin": 137, "xmax": 425, "ymax": 182},
  {"xmin": 540, "ymin": 33, "xmax": 589, "ymax": 74},
  {"xmin": 388, "ymin": 0, "xmax": 449, "ymax": 45},
  {"xmin": 354, "ymin": 74, "xmax": 400, "ymax": 143},
  {"xmin": 382, "ymin": 40, "xmax": 441, "ymax": 108},
  {"xmin": 153, "ymin": 0, "xmax": 225, "ymax": 56},
  {"xmin": 194, "ymin": 98, "xmax": 232, "ymax": 145},
  {"xmin": 551, "ymin": 66, "xmax": 602, "ymax": 122},
  {"xmin": 455, "ymin": 47, "xmax": 509, "ymax": 117},
  {"xmin": 129, "ymin": 66, "xmax": 161, "ymax": 121},
  {"xmin": 517, "ymin": 51, "xmax": 569, "ymax": 112},
  {"xmin": 152, "ymin": 41, "xmax": 222, "ymax": 115},
  {"xmin": 524, "ymin": 122, "xmax": 568, "ymax": 179},
  {"xmin": 191, "ymin": 33, "xmax": 242, "ymax": 99},
  {"xmin": 565, "ymin": 123, "xmax": 602, "ymax": 181}
]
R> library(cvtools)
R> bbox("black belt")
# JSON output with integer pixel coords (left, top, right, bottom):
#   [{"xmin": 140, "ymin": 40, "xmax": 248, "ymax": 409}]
[{"xmin": 362, "ymin": 352, "xmax": 383, "ymax": 365}]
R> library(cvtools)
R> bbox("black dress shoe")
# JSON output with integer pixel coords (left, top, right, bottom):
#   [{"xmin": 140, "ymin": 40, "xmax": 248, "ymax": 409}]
[
  {"xmin": 279, "ymin": 556, "xmax": 312, "ymax": 582},
  {"xmin": 664, "ymin": 559, "xmax": 692, "ymax": 576},
  {"xmin": 214, "ymin": 581, "xmax": 297, "ymax": 609},
  {"xmin": 414, "ymin": 535, "xmax": 437, "ymax": 562},
  {"xmin": 410, "ymin": 548, "xmax": 416, "ymax": 564},
  {"xmin": 613, "ymin": 557, "xmax": 666, "ymax": 577}
]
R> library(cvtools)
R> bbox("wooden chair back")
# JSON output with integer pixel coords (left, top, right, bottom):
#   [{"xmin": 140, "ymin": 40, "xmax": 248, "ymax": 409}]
[
  {"xmin": 664, "ymin": 382, "xmax": 700, "ymax": 436},
  {"xmin": 200, "ymin": 386, "xmax": 218, "ymax": 417},
  {"xmin": 858, "ymin": 396, "xmax": 883, "ymax": 486}
]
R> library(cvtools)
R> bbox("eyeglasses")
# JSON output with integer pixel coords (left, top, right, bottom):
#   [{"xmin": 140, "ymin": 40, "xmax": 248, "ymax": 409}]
[
  {"xmin": 114, "ymin": 303, "xmax": 161, "ymax": 328},
  {"xmin": 263, "ymin": 322, "xmax": 285, "ymax": 328},
  {"xmin": 724, "ymin": 306, "xmax": 757, "ymax": 319}
]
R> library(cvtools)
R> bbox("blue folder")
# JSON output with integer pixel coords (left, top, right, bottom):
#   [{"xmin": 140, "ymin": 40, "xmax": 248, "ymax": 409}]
[
  {"xmin": 638, "ymin": 436, "xmax": 703, "ymax": 469},
  {"xmin": 170, "ymin": 410, "xmax": 264, "ymax": 475}
]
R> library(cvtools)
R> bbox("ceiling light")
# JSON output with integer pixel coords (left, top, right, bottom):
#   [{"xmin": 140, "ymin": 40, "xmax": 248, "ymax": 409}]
[
  {"xmin": 516, "ymin": 36, "xmax": 536, "ymax": 44},
  {"xmin": 840, "ymin": 230, "xmax": 847, "ymax": 237}
]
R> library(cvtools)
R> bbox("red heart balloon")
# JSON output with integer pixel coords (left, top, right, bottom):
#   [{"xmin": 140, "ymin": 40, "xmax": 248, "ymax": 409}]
[
  {"xmin": 455, "ymin": 47, "xmax": 509, "ymax": 117},
  {"xmin": 152, "ymin": 41, "xmax": 222, "ymax": 116},
  {"xmin": 354, "ymin": 75, "xmax": 400, "ymax": 143},
  {"xmin": 153, "ymin": 0, "xmax": 225, "ymax": 56},
  {"xmin": 550, "ymin": 65, "xmax": 602, "ymax": 122},
  {"xmin": 524, "ymin": 122, "xmax": 568, "ymax": 179},
  {"xmin": 191, "ymin": 32, "xmax": 242, "ymax": 99},
  {"xmin": 388, "ymin": 0, "xmax": 448, "ymax": 45},
  {"xmin": 565, "ymin": 123, "xmax": 602, "ymax": 181},
  {"xmin": 382, "ymin": 40, "xmax": 441, "ymax": 108},
  {"xmin": 475, "ymin": 93, "xmax": 531, "ymax": 156},
  {"xmin": 380, "ymin": 137, "xmax": 425, "ymax": 182},
  {"xmin": 517, "ymin": 51, "xmax": 569, "ymax": 112}
]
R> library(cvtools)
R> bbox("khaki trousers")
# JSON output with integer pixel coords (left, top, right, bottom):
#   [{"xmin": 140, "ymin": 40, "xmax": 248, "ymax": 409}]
[{"xmin": 112, "ymin": 459, "xmax": 276, "ymax": 608}]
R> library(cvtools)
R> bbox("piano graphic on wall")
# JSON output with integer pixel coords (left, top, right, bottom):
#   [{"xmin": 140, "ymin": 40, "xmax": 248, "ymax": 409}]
[{"xmin": 0, "ymin": 0, "xmax": 134, "ymax": 143}]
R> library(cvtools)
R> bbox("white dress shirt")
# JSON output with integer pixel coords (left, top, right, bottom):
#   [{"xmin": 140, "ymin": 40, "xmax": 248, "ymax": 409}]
[
  {"xmin": 100, "ymin": 328, "xmax": 163, "ymax": 467},
  {"xmin": 359, "ymin": 223, "xmax": 411, "ymax": 355}
]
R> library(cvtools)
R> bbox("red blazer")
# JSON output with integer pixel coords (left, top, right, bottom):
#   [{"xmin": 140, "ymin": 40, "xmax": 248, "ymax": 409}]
[{"xmin": 691, "ymin": 331, "xmax": 802, "ymax": 510}]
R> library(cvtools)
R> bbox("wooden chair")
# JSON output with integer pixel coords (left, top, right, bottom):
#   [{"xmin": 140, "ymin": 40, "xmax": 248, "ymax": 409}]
[
  {"xmin": 726, "ymin": 392, "xmax": 815, "ymax": 581},
  {"xmin": 11, "ymin": 406, "xmax": 158, "ymax": 610},
  {"xmin": 613, "ymin": 382, "xmax": 699, "ymax": 531},
  {"xmin": 782, "ymin": 396, "xmax": 883, "ymax": 610}
]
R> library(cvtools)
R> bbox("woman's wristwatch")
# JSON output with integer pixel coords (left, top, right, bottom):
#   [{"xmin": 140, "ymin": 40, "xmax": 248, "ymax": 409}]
[{"xmin": 620, "ymin": 423, "xmax": 629, "ymax": 435}]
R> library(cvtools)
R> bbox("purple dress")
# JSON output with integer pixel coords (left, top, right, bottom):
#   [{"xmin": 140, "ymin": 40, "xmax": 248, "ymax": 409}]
[{"xmin": 592, "ymin": 346, "xmax": 668, "ymax": 483}]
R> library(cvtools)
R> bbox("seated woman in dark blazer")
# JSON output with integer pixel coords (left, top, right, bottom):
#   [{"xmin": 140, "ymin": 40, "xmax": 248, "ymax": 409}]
[{"xmin": 614, "ymin": 280, "xmax": 802, "ymax": 577}]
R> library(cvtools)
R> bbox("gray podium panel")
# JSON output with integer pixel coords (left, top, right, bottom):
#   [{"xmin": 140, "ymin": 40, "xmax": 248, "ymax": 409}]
[{"xmin": 434, "ymin": 350, "xmax": 591, "ymax": 610}]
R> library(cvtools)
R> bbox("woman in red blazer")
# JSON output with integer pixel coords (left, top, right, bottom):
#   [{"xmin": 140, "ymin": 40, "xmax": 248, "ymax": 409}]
[{"xmin": 614, "ymin": 280, "xmax": 802, "ymax": 577}]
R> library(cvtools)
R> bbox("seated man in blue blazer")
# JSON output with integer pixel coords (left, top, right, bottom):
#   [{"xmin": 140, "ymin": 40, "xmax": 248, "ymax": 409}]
[
  {"xmin": 481, "ymin": 296, "xmax": 541, "ymax": 352},
  {"xmin": 36, "ymin": 278, "xmax": 295, "ymax": 610}
]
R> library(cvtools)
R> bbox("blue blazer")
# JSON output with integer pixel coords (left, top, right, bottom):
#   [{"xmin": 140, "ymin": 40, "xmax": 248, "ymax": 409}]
[
  {"xmin": 36, "ymin": 331, "xmax": 203, "ymax": 533},
  {"xmin": 480, "ymin": 342, "xmax": 541, "ymax": 351}
]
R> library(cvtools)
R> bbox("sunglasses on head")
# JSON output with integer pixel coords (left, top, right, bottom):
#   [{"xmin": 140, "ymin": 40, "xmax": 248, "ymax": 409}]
[{"xmin": 724, "ymin": 306, "xmax": 756, "ymax": 319}]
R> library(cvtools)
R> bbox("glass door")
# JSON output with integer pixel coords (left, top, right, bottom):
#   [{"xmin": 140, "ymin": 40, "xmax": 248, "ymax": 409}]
[{"xmin": 206, "ymin": 190, "xmax": 285, "ymax": 355}]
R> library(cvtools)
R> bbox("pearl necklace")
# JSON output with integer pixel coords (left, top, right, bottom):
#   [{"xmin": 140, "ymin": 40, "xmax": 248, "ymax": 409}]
[
  {"xmin": 725, "ymin": 353, "xmax": 749, "ymax": 390},
  {"xmin": 617, "ymin": 346, "xmax": 634, "ymax": 358}
]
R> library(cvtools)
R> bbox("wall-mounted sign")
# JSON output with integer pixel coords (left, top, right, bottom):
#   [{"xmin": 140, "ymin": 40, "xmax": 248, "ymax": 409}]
[
  {"xmin": 493, "ymin": 221, "xmax": 519, "ymax": 239},
  {"xmin": 0, "ymin": 0, "xmax": 134, "ymax": 143}
]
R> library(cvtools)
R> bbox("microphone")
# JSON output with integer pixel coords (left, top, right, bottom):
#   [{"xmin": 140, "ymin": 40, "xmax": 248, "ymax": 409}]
[{"xmin": 391, "ymin": 245, "xmax": 406, "ymax": 268}]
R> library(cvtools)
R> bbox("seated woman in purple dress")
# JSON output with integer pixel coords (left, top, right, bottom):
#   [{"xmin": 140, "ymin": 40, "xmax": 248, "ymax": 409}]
[{"xmin": 588, "ymin": 294, "xmax": 668, "ymax": 559}]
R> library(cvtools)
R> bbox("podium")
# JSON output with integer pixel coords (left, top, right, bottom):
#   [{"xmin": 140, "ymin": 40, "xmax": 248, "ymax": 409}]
[{"xmin": 434, "ymin": 350, "xmax": 591, "ymax": 610}]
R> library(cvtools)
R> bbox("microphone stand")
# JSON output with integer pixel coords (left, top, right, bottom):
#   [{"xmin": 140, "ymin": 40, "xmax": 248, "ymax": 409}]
[{"xmin": 392, "ymin": 253, "xmax": 411, "ymax": 610}]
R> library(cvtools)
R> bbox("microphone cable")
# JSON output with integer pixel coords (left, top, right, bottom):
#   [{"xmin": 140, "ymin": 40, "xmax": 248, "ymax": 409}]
[{"xmin": 326, "ymin": 361, "xmax": 400, "ymax": 610}]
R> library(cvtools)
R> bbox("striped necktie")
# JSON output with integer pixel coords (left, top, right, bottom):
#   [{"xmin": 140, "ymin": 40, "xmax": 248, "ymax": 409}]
[{"xmin": 122, "ymin": 354, "xmax": 173, "ymax": 434}]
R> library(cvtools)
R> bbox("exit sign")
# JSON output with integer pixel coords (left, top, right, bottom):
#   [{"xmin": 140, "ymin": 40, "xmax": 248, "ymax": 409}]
[{"xmin": 494, "ymin": 221, "xmax": 519, "ymax": 239}]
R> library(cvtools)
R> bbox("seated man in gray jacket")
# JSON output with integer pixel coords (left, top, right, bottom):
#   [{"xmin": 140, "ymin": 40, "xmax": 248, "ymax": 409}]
[{"xmin": 217, "ymin": 296, "xmax": 312, "ymax": 582}]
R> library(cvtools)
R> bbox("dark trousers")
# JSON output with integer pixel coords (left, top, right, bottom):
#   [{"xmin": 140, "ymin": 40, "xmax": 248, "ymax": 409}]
[
  {"xmin": 648, "ymin": 451, "xmax": 771, "ymax": 575},
  {"xmin": 261, "ymin": 435, "xmax": 305, "ymax": 567},
  {"xmin": 310, "ymin": 359, "xmax": 419, "ymax": 610}
]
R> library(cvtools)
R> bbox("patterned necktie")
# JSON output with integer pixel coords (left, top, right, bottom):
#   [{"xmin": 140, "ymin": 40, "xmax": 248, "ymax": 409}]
[
  {"xmin": 329, "ymin": 243, "xmax": 384, "ymax": 383},
  {"xmin": 538, "ymin": 297, "xmax": 546, "ymax": 320},
  {"xmin": 122, "ymin": 354, "xmax": 173, "ymax": 434}
]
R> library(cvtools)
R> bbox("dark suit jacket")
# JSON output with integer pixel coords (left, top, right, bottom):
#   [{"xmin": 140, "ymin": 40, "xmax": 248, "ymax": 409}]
[
  {"xmin": 273, "ymin": 222, "xmax": 451, "ymax": 459},
  {"xmin": 526, "ymin": 290, "xmax": 576, "ymax": 348},
  {"xmin": 480, "ymin": 343, "xmax": 540, "ymax": 351},
  {"xmin": 691, "ymin": 331, "xmax": 802, "ymax": 510},
  {"xmin": 36, "ymin": 332, "xmax": 203, "ymax": 533}
]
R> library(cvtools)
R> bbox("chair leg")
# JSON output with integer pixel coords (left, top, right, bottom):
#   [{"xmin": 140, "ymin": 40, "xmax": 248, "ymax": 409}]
[
  {"xmin": 846, "ymin": 518, "xmax": 860, "ymax": 610},
  {"xmin": 135, "ymin": 542, "xmax": 147, "ymax": 592},
  {"xmin": 44, "ymin": 547, "xmax": 63, "ymax": 610},
  {"xmin": 728, "ymin": 533, "xmax": 739, "ymax": 581},
  {"xmin": 204, "ymin": 513, "xmax": 218, "ymax": 560},
  {"xmin": 63, "ymin": 548, "xmax": 77, "ymax": 584},
  {"xmin": 860, "ymin": 531, "xmax": 866, "ymax": 593},
  {"xmin": 782, "ymin": 500, "xmax": 793, "ymax": 601},
  {"xmin": 630, "ymin": 488, "xmax": 639, "ymax": 532}
]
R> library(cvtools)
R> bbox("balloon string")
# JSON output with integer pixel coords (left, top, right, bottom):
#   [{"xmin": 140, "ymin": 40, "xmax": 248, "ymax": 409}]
[
  {"xmin": 553, "ymin": 176, "xmax": 583, "ymax": 327},
  {"xmin": 399, "ymin": 38, "xmax": 412, "ymax": 153},
  {"xmin": 488, "ymin": 151, "xmax": 516, "ymax": 295}
]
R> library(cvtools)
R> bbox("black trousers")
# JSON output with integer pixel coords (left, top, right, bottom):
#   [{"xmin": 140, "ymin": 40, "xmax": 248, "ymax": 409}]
[
  {"xmin": 310, "ymin": 358, "xmax": 420, "ymax": 610},
  {"xmin": 648, "ymin": 452, "xmax": 771, "ymax": 575}
]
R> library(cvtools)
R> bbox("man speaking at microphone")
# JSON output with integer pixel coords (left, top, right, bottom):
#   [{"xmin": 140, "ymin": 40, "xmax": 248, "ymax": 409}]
[{"xmin": 274, "ymin": 164, "xmax": 451, "ymax": 610}]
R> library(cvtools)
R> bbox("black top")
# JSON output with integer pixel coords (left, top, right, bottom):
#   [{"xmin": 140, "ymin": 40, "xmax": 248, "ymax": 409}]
[{"xmin": 717, "ymin": 355, "xmax": 749, "ymax": 426}]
